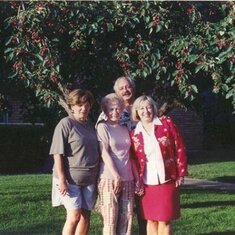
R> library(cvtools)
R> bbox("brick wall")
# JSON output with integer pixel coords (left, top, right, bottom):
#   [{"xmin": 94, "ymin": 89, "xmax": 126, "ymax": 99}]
[{"xmin": 168, "ymin": 108, "xmax": 204, "ymax": 151}]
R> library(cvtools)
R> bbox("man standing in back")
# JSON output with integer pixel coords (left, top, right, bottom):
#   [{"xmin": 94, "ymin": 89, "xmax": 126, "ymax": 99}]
[{"xmin": 113, "ymin": 76, "xmax": 136, "ymax": 130}]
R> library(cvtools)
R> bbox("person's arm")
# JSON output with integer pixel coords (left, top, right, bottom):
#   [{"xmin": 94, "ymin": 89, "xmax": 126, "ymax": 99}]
[
  {"xmin": 130, "ymin": 157, "xmax": 144, "ymax": 196},
  {"xmin": 130, "ymin": 131, "xmax": 144, "ymax": 196},
  {"xmin": 130, "ymin": 157, "xmax": 139, "ymax": 182},
  {"xmin": 166, "ymin": 117, "xmax": 188, "ymax": 187},
  {"xmin": 53, "ymin": 154, "xmax": 68, "ymax": 196},
  {"xmin": 99, "ymin": 141, "xmax": 122, "ymax": 194},
  {"xmin": 175, "ymin": 176, "xmax": 184, "ymax": 187}
]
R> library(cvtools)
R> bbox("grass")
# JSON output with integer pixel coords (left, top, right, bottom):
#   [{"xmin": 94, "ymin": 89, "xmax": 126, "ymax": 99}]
[
  {"xmin": 0, "ymin": 149, "xmax": 234, "ymax": 235},
  {"xmin": 188, "ymin": 161, "xmax": 235, "ymax": 183},
  {"xmin": 0, "ymin": 173, "xmax": 235, "ymax": 235},
  {"xmin": 174, "ymin": 188, "xmax": 235, "ymax": 235},
  {"xmin": 188, "ymin": 148, "xmax": 235, "ymax": 183},
  {"xmin": 0, "ymin": 175, "xmax": 63, "ymax": 235}
]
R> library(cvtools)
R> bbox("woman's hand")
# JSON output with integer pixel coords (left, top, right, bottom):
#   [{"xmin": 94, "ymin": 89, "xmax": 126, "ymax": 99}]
[
  {"xmin": 58, "ymin": 179, "xmax": 68, "ymax": 196},
  {"xmin": 176, "ymin": 176, "xmax": 184, "ymax": 187},
  {"xmin": 135, "ymin": 180, "xmax": 144, "ymax": 196},
  {"xmin": 113, "ymin": 176, "xmax": 122, "ymax": 194},
  {"xmin": 53, "ymin": 154, "xmax": 68, "ymax": 196}
]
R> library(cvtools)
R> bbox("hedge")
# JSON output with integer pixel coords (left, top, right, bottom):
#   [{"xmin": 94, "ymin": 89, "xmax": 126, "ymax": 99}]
[{"xmin": 0, "ymin": 125, "xmax": 51, "ymax": 174}]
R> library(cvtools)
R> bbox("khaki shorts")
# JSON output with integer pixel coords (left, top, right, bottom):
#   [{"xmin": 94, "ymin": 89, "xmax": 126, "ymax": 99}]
[{"xmin": 52, "ymin": 177, "xmax": 97, "ymax": 210}]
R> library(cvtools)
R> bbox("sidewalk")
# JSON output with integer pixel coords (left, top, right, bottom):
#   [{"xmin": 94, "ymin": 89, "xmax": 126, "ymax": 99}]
[{"xmin": 184, "ymin": 177, "xmax": 235, "ymax": 191}]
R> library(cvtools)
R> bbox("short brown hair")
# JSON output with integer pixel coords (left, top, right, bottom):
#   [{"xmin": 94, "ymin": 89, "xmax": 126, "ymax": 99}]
[{"xmin": 66, "ymin": 89, "xmax": 94, "ymax": 109}]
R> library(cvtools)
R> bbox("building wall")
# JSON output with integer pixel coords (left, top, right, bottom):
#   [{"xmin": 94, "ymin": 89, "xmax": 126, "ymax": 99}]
[
  {"xmin": 7, "ymin": 96, "xmax": 24, "ymax": 123},
  {"xmin": 168, "ymin": 108, "xmax": 204, "ymax": 151}
]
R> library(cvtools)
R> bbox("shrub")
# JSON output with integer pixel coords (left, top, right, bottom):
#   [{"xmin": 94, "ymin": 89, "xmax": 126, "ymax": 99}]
[{"xmin": 0, "ymin": 125, "xmax": 50, "ymax": 174}]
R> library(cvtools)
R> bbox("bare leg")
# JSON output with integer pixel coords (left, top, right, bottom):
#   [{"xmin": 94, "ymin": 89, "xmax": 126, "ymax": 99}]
[
  {"xmin": 63, "ymin": 209, "xmax": 81, "ymax": 235},
  {"xmin": 147, "ymin": 220, "xmax": 158, "ymax": 235},
  {"xmin": 158, "ymin": 221, "xmax": 172, "ymax": 235},
  {"xmin": 75, "ymin": 209, "xmax": 91, "ymax": 235}
]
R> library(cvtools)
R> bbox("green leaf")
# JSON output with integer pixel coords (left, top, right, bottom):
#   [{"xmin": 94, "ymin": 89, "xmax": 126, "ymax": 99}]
[
  {"xmin": 6, "ymin": 52, "xmax": 15, "ymax": 62},
  {"xmin": 170, "ymin": 80, "xmax": 175, "ymax": 86},
  {"xmin": 155, "ymin": 72, "xmax": 160, "ymax": 80},
  {"xmin": 225, "ymin": 76, "xmax": 234, "ymax": 84},
  {"xmin": 218, "ymin": 47, "xmax": 233, "ymax": 61},
  {"xmin": 172, "ymin": 70, "xmax": 179, "ymax": 77},
  {"xmin": 195, "ymin": 64, "xmax": 204, "ymax": 73},
  {"xmin": 191, "ymin": 84, "xmax": 198, "ymax": 93},
  {"xmin": 222, "ymin": 84, "xmax": 229, "ymax": 92},
  {"xmin": 107, "ymin": 23, "xmax": 114, "ymax": 31},
  {"xmin": 52, "ymin": 38, "xmax": 59, "ymax": 42},
  {"xmin": 142, "ymin": 70, "xmax": 148, "ymax": 78},
  {"xmin": 4, "ymin": 47, "xmax": 13, "ymax": 54},
  {"xmin": 145, "ymin": 16, "xmax": 150, "ymax": 23},
  {"xmin": 5, "ymin": 37, "xmax": 14, "ymax": 46},
  {"xmin": 188, "ymin": 55, "xmax": 199, "ymax": 64},
  {"xmin": 35, "ymin": 54, "xmax": 44, "ymax": 62},
  {"xmin": 225, "ymin": 90, "xmax": 234, "ymax": 99},
  {"xmin": 56, "ymin": 65, "xmax": 60, "ymax": 72},
  {"xmin": 161, "ymin": 67, "xmax": 166, "ymax": 74},
  {"xmin": 8, "ymin": 72, "xmax": 18, "ymax": 79},
  {"xmin": 156, "ymin": 25, "xmax": 162, "ymax": 33}
]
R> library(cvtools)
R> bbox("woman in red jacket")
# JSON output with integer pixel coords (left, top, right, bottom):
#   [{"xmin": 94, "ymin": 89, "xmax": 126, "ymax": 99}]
[{"xmin": 130, "ymin": 95, "xmax": 188, "ymax": 235}]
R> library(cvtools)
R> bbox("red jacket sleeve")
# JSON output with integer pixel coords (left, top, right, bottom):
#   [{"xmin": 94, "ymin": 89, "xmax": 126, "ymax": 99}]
[{"xmin": 164, "ymin": 117, "xmax": 188, "ymax": 177}]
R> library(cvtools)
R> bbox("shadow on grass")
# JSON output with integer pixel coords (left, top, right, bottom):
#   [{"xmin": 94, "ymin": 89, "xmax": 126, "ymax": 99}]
[
  {"xmin": 198, "ymin": 232, "xmax": 235, "ymax": 235},
  {"xmin": 0, "ymin": 222, "xmax": 62, "ymax": 235},
  {"xmin": 181, "ymin": 188, "xmax": 235, "ymax": 195},
  {"xmin": 181, "ymin": 188, "xmax": 235, "ymax": 208},
  {"xmin": 212, "ymin": 176, "xmax": 235, "ymax": 184},
  {"xmin": 181, "ymin": 200, "xmax": 235, "ymax": 209}
]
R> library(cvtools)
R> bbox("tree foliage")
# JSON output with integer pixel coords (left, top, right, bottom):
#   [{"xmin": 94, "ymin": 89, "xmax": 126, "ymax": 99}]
[{"xmin": 1, "ymin": 1, "xmax": 235, "ymax": 115}]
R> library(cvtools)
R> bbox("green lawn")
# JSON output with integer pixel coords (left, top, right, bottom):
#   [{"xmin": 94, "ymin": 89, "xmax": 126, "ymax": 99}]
[
  {"xmin": 189, "ymin": 161, "xmax": 235, "ymax": 183},
  {"xmin": 188, "ymin": 148, "xmax": 235, "ymax": 183},
  {"xmin": 0, "ymin": 157, "xmax": 234, "ymax": 235}
]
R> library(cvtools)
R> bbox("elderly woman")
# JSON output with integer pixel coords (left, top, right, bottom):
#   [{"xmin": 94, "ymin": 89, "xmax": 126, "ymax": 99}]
[
  {"xmin": 130, "ymin": 95, "xmax": 188, "ymax": 235},
  {"xmin": 96, "ymin": 93, "xmax": 138, "ymax": 235},
  {"xmin": 96, "ymin": 76, "xmax": 136, "ymax": 131},
  {"xmin": 50, "ymin": 89, "xmax": 100, "ymax": 235}
]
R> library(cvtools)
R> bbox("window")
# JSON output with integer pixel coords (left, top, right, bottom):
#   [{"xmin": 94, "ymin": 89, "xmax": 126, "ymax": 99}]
[{"xmin": 0, "ymin": 111, "xmax": 8, "ymax": 123}]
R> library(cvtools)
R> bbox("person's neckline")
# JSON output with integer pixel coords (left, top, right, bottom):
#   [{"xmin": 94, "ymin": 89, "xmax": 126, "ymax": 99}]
[
  {"xmin": 106, "ymin": 120, "xmax": 119, "ymax": 127},
  {"xmin": 124, "ymin": 103, "xmax": 132, "ymax": 113},
  {"xmin": 142, "ymin": 121, "xmax": 154, "ymax": 136},
  {"xmin": 70, "ymin": 116, "xmax": 88, "ymax": 125}
]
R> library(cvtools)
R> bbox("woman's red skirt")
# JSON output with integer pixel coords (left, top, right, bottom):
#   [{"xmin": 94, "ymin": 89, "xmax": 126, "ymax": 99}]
[{"xmin": 140, "ymin": 181, "xmax": 180, "ymax": 221}]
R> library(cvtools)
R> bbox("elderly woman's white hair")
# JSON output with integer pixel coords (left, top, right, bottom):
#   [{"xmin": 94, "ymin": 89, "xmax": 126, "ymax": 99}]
[
  {"xmin": 100, "ymin": 93, "xmax": 125, "ymax": 115},
  {"xmin": 113, "ymin": 76, "xmax": 135, "ymax": 93},
  {"xmin": 131, "ymin": 95, "xmax": 158, "ymax": 122}
]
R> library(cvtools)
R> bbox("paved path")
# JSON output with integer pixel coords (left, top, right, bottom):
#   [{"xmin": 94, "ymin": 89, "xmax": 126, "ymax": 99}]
[{"xmin": 184, "ymin": 177, "xmax": 235, "ymax": 191}]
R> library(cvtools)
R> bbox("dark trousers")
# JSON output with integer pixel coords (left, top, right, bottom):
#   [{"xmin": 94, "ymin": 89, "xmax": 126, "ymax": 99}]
[{"xmin": 135, "ymin": 196, "xmax": 147, "ymax": 235}]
